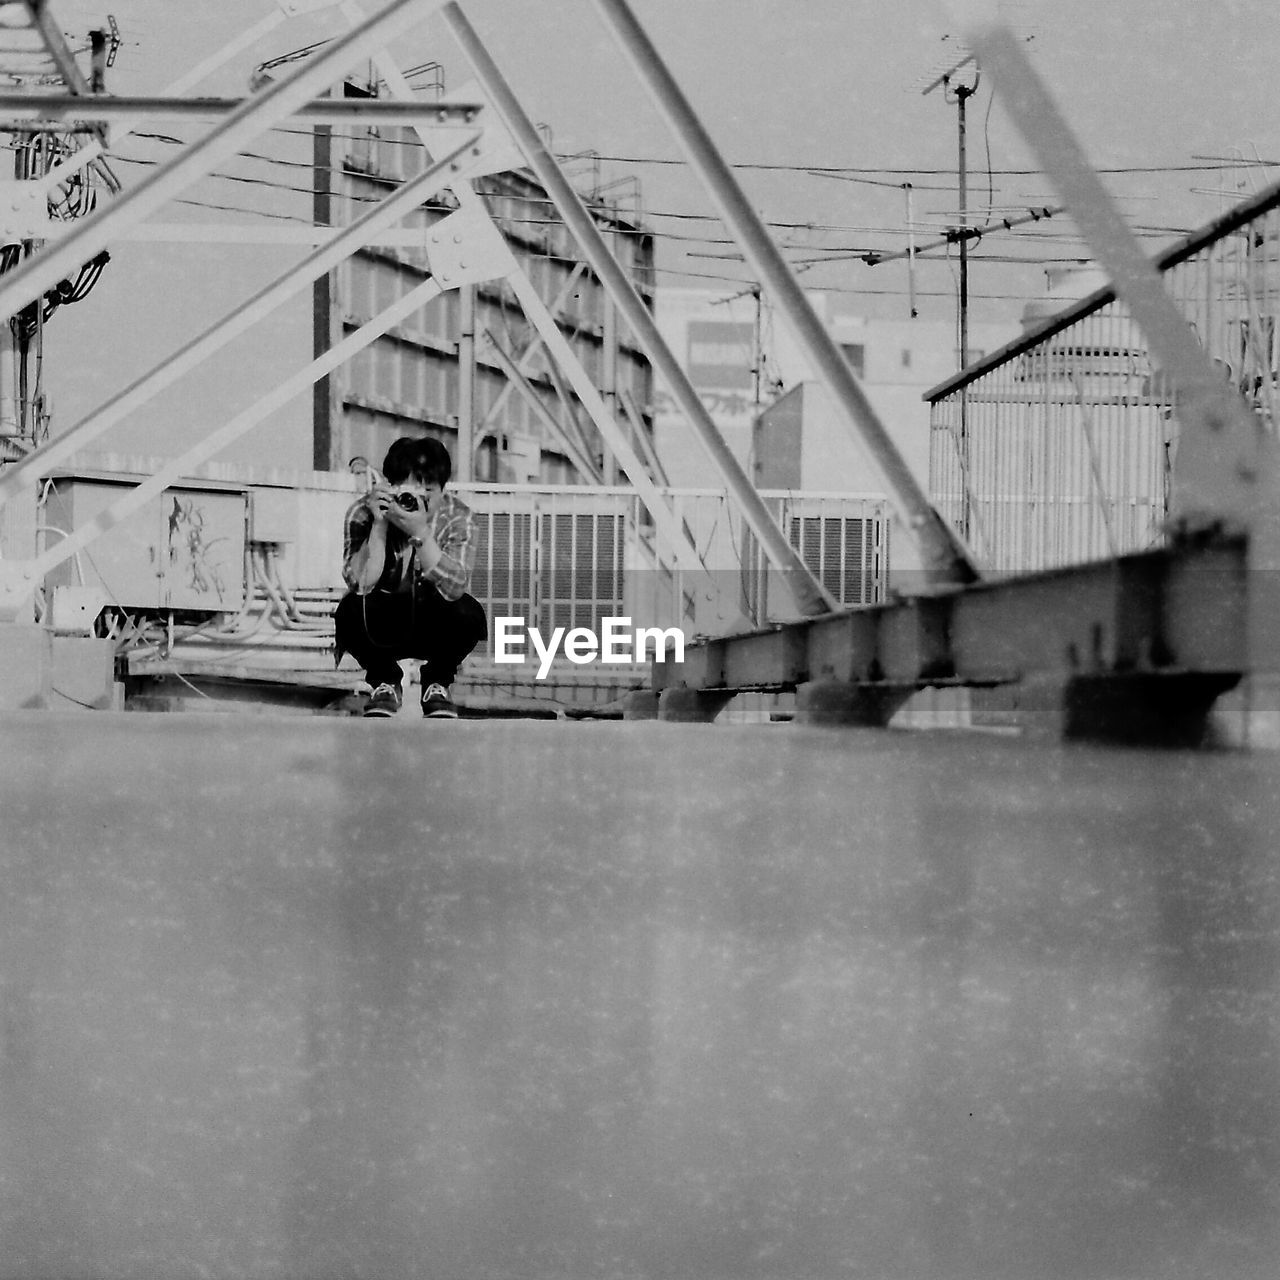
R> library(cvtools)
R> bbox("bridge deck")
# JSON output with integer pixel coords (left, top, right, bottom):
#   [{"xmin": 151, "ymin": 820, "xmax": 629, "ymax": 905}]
[{"xmin": 1, "ymin": 713, "xmax": 1277, "ymax": 1279}]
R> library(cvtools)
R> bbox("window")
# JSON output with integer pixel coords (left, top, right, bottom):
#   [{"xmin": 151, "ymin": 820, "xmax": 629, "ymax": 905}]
[{"xmin": 840, "ymin": 343, "xmax": 865, "ymax": 379}]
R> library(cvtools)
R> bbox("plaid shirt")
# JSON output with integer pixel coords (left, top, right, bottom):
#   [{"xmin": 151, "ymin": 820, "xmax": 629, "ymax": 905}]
[{"xmin": 341, "ymin": 489, "xmax": 477, "ymax": 601}]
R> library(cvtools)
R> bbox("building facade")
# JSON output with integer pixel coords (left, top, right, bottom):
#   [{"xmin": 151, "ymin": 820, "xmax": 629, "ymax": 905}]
[
  {"xmin": 653, "ymin": 287, "xmax": 1020, "ymax": 586},
  {"xmin": 315, "ymin": 93, "xmax": 658, "ymax": 487}
]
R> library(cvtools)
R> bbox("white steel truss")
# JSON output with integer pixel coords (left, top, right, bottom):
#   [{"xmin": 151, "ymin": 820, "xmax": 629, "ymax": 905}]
[
  {"xmin": 7, "ymin": 0, "xmax": 1260, "ymax": 651},
  {"xmin": 0, "ymin": 130, "xmax": 484, "ymax": 514},
  {"xmin": 0, "ymin": 0, "xmax": 742, "ymax": 614},
  {"xmin": 0, "ymin": 0, "xmax": 437, "ymax": 325}
]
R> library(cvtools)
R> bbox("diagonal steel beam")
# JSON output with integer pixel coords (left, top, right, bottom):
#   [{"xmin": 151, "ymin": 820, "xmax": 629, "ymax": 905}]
[
  {"xmin": 954, "ymin": 11, "xmax": 1279, "ymax": 693},
  {"xmin": 440, "ymin": 1, "xmax": 838, "ymax": 615},
  {"xmin": 0, "ymin": 130, "xmax": 481, "ymax": 513},
  {"xmin": 475, "ymin": 261, "xmax": 587, "ymax": 444},
  {"xmin": 483, "ymin": 331, "xmax": 603, "ymax": 483},
  {"xmin": 544, "ymin": 354, "xmax": 607, "ymax": 475},
  {"xmin": 962, "ymin": 21, "xmax": 1263, "ymax": 537},
  {"xmin": 620, "ymin": 388, "xmax": 670, "ymax": 487},
  {"xmin": 26, "ymin": 275, "xmax": 446, "ymax": 581},
  {"xmin": 588, "ymin": 0, "xmax": 978, "ymax": 591},
  {"xmin": 0, "ymin": 0, "xmax": 436, "ymax": 325}
]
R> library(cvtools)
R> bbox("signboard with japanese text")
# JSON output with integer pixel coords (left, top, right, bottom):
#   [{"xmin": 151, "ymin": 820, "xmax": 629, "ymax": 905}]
[{"xmin": 654, "ymin": 319, "xmax": 757, "ymax": 428}]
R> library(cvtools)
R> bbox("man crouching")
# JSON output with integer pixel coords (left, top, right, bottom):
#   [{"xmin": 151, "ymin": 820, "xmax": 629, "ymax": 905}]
[{"xmin": 334, "ymin": 436, "xmax": 486, "ymax": 719}]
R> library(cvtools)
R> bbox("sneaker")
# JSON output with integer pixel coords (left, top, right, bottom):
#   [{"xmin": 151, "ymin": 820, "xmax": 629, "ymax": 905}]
[
  {"xmin": 363, "ymin": 682, "xmax": 402, "ymax": 718},
  {"xmin": 421, "ymin": 682, "xmax": 458, "ymax": 719}
]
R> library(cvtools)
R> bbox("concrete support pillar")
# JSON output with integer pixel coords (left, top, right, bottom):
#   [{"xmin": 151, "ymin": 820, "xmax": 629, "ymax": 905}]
[
  {"xmin": 0, "ymin": 623, "xmax": 50, "ymax": 709},
  {"xmin": 657, "ymin": 687, "xmax": 736, "ymax": 723},
  {"xmin": 0, "ymin": 626, "xmax": 123, "ymax": 711},
  {"xmin": 794, "ymin": 679, "xmax": 912, "ymax": 728}
]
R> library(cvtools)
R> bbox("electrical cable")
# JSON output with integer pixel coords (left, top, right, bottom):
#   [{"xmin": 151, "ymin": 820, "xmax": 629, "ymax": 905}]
[{"xmin": 99, "ymin": 142, "xmax": 1198, "ymax": 247}]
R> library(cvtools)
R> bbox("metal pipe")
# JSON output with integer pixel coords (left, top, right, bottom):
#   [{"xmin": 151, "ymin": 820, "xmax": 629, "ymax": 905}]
[
  {"xmin": 0, "ymin": 93, "xmax": 483, "ymax": 126},
  {"xmin": 36, "ymin": 224, "xmax": 445, "ymax": 246},
  {"xmin": 441, "ymin": 1, "xmax": 836, "ymax": 615},
  {"xmin": 588, "ymin": 0, "xmax": 978, "ymax": 589},
  {"xmin": 0, "ymin": 0, "xmax": 437, "ymax": 325},
  {"xmin": 0, "ymin": 131, "xmax": 479, "ymax": 513}
]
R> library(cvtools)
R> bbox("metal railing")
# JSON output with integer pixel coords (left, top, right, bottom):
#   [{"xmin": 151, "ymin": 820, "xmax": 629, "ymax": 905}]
[
  {"xmin": 57, "ymin": 463, "xmax": 887, "ymax": 638},
  {"xmin": 928, "ymin": 179, "xmax": 1280, "ymax": 573},
  {"xmin": 421, "ymin": 483, "xmax": 889, "ymax": 637}
]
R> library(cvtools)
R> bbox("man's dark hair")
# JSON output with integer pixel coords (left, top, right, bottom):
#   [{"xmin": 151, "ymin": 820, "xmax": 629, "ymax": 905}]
[{"xmin": 382, "ymin": 435, "xmax": 452, "ymax": 488}]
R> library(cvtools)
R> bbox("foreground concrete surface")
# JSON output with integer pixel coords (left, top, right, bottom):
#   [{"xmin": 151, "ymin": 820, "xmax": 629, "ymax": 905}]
[{"xmin": 1, "ymin": 713, "xmax": 1277, "ymax": 1280}]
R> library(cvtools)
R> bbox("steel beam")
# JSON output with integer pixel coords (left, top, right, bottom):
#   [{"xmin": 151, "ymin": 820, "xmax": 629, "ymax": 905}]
[
  {"xmin": 482, "ymin": 332, "xmax": 603, "ymax": 483},
  {"xmin": 23, "ymin": 275, "xmax": 446, "ymax": 582},
  {"xmin": 440, "ymin": 2, "xmax": 837, "ymax": 615},
  {"xmin": 472, "ymin": 261, "xmax": 587, "ymax": 457},
  {"xmin": 964, "ymin": 22, "xmax": 1262, "ymax": 537},
  {"xmin": 40, "ymin": 224, "xmax": 452, "ymax": 246},
  {"xmin": 543, "ymin": 358, "xmax": 603, "ymax": 477},
  {"xmin": 0, "ymin": 131, "xmax": 481, "ymax": 515},
  {"xmin": 588, "ymin": 0, "xmax": 978, "ymax": 590},
  {"xmin": 953, "ymin": 11, "xmax": 1279, "ymax": 704},
  {"xmin": 649, "ymin": 539, "xmax": 1249, "ymax": 742},
  {"xmin": 0, "ymin": 0, "xmax": 437, "ymax": 325},
  {"xmin": 619, "ymin": 389, "xmax": 670, "ymax": 486},
  {"xmin": 0, "ymin": 93, "xmax": 484, "ymax": 126}
]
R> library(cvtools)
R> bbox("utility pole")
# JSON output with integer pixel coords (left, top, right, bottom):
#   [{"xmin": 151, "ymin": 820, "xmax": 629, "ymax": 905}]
[
  {"xmin": 956, "ymin": 77, "xmax": 974, "ymax": 371},
  {"xmin": 601, "ymin": 231, "xmax": 620, "ymax": 483},
  {"xmin": 456, "ymin": 282, "xmax": 476, "ymax": 482},
  {"xmin": 312, "ymin": 88, "xmax": 335, "ymax": 470},
  {"xmin": 750, "ymin": 285, "xmax": 762, "ymax": 409},
  {"xmin": 923, "ymin": 52, "xmax": 980, "ymax": 544}
]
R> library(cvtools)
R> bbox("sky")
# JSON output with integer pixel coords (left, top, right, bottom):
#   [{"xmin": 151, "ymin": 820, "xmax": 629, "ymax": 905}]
[{"xmin": 34, "ymin": 0, "xmax": 1280, "ymax": 465}]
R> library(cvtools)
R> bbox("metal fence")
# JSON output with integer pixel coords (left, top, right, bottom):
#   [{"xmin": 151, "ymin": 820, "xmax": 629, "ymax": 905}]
[
  {"xmin": 928, "ymin": 180, "xmax": 1280, "ymax": 573},
  {"xmin": 458, "ymin": 484, "xmax": 889, "ymax": 638},
  {"xmin": 209, "ymin": 470, "xmax": 888, "ymax": 636}
]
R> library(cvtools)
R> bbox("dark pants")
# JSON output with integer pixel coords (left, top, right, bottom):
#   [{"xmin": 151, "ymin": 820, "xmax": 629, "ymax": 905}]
[{"xmin": 334, "ymin": 585, "xmax": 487, "ymax": 691}]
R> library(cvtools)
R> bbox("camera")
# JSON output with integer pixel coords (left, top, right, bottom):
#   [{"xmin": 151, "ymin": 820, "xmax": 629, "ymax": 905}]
[{"xmin": 393, "ymin": 490, "xmax": 422, "ymax": 513}]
